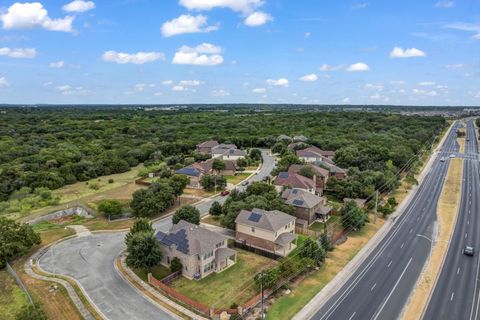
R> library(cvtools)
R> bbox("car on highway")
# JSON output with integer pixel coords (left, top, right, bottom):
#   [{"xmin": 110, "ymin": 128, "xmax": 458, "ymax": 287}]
[
  {"xmin": 221, "ymin": 190, "xmax": 230, "ymax": 196},
  {"xmin": 463, "ymin": 246, "xmax": 475, "ymax": 256},
  {"xmin": 440, "ymin": 157, "xmax": 445, "ymax": 162},
  {"xmin": 241, "ymin": 181, "xmax": 249, "ymax": 186},
  {"xmin": 449, "ymin": 154, "xmax": 455, "ymax": 158}
]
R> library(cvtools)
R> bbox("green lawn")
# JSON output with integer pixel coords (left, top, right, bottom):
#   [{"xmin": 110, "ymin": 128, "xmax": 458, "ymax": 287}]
[
  {"xmin": 308, "ymin": 222, "xmax": 324, "ymax": 232},
  {"xmin": 225, "ymin": 173, "xmax": 251, "ymax": 185},
  {"xmin": 133, "ymin": 264, "xmax": 172, "ymax": 282},
  {"xmin": 0, "ymin": 270, "xmax": 29, "ymax": 320},
  {"xmin": 201, "ymin": 215, "xmax": 223, "ymax": 227},
  {"xmin": 170, "ymin": 250, "xmax": 274, "ymax": 308}
]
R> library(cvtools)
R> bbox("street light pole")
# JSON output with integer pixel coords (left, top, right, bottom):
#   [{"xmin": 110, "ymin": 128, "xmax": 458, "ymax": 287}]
[{"xmin": 260, "ymin": 271, "xmax": 264, "ymax": 320}]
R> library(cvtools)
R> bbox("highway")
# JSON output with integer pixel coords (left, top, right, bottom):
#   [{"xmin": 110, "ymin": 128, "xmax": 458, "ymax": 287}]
[
  {"xmin": 309, "ymin": 122, "xmax": 461, "ymax": 320},
  {"xmin": 424, "ymin": 119, "xmax": 480, "ymax": 320},
  {"xmin": 38, "ymin": 150, "xmax": 275, "ymax": 320}
]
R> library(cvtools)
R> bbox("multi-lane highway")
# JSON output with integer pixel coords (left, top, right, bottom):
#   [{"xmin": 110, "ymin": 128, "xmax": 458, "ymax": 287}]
[
  {"xmin": 38, "ymin": 150, "xmax": 275, "ymax": 320},
  {"xmin": 307, "ymin": 122, "xmax": 461, "ymax": 320},
  {"xmin": 425, "ymin": 119, "xmax": 480, "ymax": 320}
]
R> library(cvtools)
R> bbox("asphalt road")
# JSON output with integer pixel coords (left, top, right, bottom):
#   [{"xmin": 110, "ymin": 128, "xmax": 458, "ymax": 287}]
[
  {"xmin": 424, "ymin": 119, "xmax": 480, "ymax": 320},
  {"xmin": 310, "ymin": 122, "xmax": 461, "ymax": 320},
  {"xmin": 38, "ymin": 149, "xmax": 275, "ymax": 320}
]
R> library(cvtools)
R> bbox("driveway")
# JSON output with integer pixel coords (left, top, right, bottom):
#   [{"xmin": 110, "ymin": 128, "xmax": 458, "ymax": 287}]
[{"xmin": 38, "ymin": 149, "xmax": 275, "ymax": 320}]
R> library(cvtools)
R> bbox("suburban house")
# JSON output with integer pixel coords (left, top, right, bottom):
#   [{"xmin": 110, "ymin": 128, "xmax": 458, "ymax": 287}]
[
  {"xmin": 296, "ymin": 146, "xmax": 336, "ymax": 162},
  {"xmin": 196, "ymin": 140, "xmax": 219, "ymax": 154},
  {"xmin": 314, "ymin": 160, "xmax": 347, "ymax": 181},
  {"xmin": 211, "ymin": 144, "xmax": 246, "ymax": 160},
  {"xmin": 287, "ymin": 141, "xmax": 309, "ymax": 150},
  {"xmin": 282, "ymin": 188, "xmax": 332, "ymax": 228},
  {"xmin": 235, "ymin": 208, "xmax": 297, "ymax": 257},
  {"xmin": 176, "ymin": 159, "xmax": 236, "ymax": 188},
  {"xmin": 288, "ymin": 164, "xmax": 329, "ymax": 194},
  {"xmin": 273, "ymin": 171, "xmax": 316, "ymax": 194},
  {"xmin": 156, "ymin": 220, "xmax": 237, "ymax": 280}
]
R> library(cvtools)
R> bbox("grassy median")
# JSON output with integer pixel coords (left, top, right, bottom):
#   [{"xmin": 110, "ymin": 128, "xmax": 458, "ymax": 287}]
[{"xmin": 402, "ymin": 157, "xmax": 463, "ymax": 320}]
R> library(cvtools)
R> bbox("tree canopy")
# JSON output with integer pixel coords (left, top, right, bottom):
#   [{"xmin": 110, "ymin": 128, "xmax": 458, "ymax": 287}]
[
  {"xmin": 172, "ymin": 205, "xmax": 200, "ymax": 225},
  {"xmin": 0, "ymin": 217, "xmax": 41, "ymax": 268}
]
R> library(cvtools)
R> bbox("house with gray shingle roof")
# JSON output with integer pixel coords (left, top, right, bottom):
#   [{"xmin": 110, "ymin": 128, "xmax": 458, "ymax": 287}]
[
  {"xmin": 211, "ymin": 144, "xmax": 246, "ymax": 160},
  {"xmin": 196, "ymin": 140, "xmax": 219, "ymax": 154},
  {"xmin": 273, "ymin": 171, "xmax": 316, "ymax": 194},
  {"xmin": 235, "ymin": 208, "xmax": 297, "ymax": 257},
  {"xmin": 156, "ymin": 220, "xmax": 237, "ymax": 280},
  {"xmin": 175, "ymin": 159, "xmax": 237, "ymax": 188},
  {"xmin": 282, "ymin": 188, "xmax": 332, "ymax": 227}
]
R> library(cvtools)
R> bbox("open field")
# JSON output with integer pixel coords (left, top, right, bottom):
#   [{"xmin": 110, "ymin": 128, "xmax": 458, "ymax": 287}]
[
  {"xmin": 266, "ymin": 214, "xmax": 385, "ymax": 320},
  {"xmin": 402, "ymin": 158, "xmax": 463, "ymax": 320},
  {"xmin": 0, "ymin": 270, "xmax": 29, "ymax": 320},
  {"xmin": 225, "ymin": 173, "xmax": 251, "ymax": 185},
  {"xmin": 171, "ymin": 250, "xmax": 275, "ymax": 308}
]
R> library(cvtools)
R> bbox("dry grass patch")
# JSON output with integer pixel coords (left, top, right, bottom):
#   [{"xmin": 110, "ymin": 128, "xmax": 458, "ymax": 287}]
[
  {"xmin": 266, "ymin": 214, "xmax": 384, "ymax": 320},
  {"xmin": 201, "ymin": 215, "xmax": 223, "ymax": 227},
  {"xmin": 402, "ymin": 158, "xmax": 463, "ymax": 320},
  {"xmin": 0, "ymin": 270, "xmax": 29, "ymax": 320}
]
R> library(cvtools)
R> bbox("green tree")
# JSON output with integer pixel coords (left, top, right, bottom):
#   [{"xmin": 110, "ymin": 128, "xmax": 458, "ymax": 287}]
[
  {"xmin": 16, "ymin": 303, "xmax": 47, "ymax": 320},
  {"xmin": 126, "ymin": 232, "xmax": 162, "ymax": 269},
  {"xmin": 125, "ymin": 218, "xmax": 154, "ymax": 245},
  {"xmin": 271, "ymin": 142, "xmax": 286, "ymax": 154},
  {"xmin": 298, "ymin": 165, "xmax": 315, "ymax": 179},
  {"xmin": 246, "ymin": 181, "xmax": 275, "ymax": 196},
  {"xmin": 170, "ymin": 257, "xmax": 183, "ymax": 273},
  {"xmin": 200, "ymin": 174, "xmax": 227, "ymax": 191},
  {"xmin": 169, "ymin": 174, "xmax": 190, "ymax": 198},
  {"xmin": 255, "ymin": 267, "xmax": 281, "ymax": 291},
  {"xmin": 130, "ymin": 182, "xmax": 175, "ymax": 217},
  {"xmin": 0, "ymin": 217, "xmax": 41, "ymax": 268},
  {"xmin": 320, "ymin": 233, "xmax": 333, "ymax": 251},
  {"xmin": 236, "ymin": 158, "xmax": 248, "ymax": 169},
  {"xmin": 249, "ymin": 148, "xmax": 262, "ymax": 161},
  {"xmin": 209, "ymin": 201, "xmax": 223, "ymax": 216},
  {"xmin": 97, "ymin": 199, "xmax": 123, "ymax": 218},
  {"xmin": 172, "ymin": 205, "xmax": 200, "ymax": 225},
  {"xmin": 340, "ymin": 201, "xmax": 369, "ymax": 231},
  {"xmin": 299, "ymin": 237, "xmax": 326, "ymax": 266},
  {"xmin": 212, "ymin": 159, "xmax": 226, "ymax": 174}
]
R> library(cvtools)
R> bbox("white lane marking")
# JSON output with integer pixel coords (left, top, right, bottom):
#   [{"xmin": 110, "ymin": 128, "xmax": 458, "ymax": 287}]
[
  {"xmin": 417, "ymin": 217, "xmax": 420, "ymax": 221},
  {"xmin": 409, "ymin": 228, "xmax": 413, "ymax": 234},
  {"xmin": 372, "ymin": 258, "xmax": 413, "ymax": 320},
  {"xmin": 458, "ymin": 267, "xmax": 460, "ymax": 275},
  {"xmin": 348, "ymin": 312, "xmax": 356, "ymax": 320},
  {"xmin": 466, "ymin": 233, "xmax": 468, "ymax": 239},
  {"xmin": 388, "ymin": 261, "xmax": 392, "ymax": 268},
  {"xmin": 468, "ymin": 220, "xmax": 470, "ymax": 225},
  {"xmin": 401, "ymin": 243, "xmax": 405, "ymax": 249},
  {"xmin": 371, "ymin": 283, "xmax": 377, "ymax": 291},
  {"xmin": 451, "ymin": 292, "xmax": 455, "ymax": 301}
]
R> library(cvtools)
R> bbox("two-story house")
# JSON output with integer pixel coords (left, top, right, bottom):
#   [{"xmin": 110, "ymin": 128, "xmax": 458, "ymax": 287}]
[
  {"xmin": 196, "ymin": 140, "xmax": 219, "ymax": 154},
  {"xmin": 211, "ymin": 144, "xmax": 246, "ymax": 160},
  {"xmin": 175, "ymin": 159, "xmax": 237, "ymax": 188},
  {"xmin": 156, "ymin": 220, "xmax": 237, "ymax": 280},
  {"xmin": 235, "ymin": 208, "xmax": 297, "ymax": 257},
  {"xmin": 273, "ymin": 171, "xmax": 316, "ymax": 194},
  {"xmin": 282, "ymin": 188, "xmax": 332, "ymax": 228},
  {"xmin": 288, "ymin": 164, "xmax": 329, "ymax": 194}
]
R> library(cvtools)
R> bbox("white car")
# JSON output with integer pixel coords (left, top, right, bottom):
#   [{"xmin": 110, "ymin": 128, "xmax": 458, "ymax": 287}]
[
  {"xmin": 440, "ymin": 157, "xmax": 445, "ymax": 162},
  {"xmin": 449, "ymin": 154, "xmax": 455, "ymax": 158}
]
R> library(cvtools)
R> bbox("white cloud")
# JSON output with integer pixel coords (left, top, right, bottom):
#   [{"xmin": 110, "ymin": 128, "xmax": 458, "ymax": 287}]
[
  {"xmin": 304, "ymin": 32, "xmax": 311, "ymax": 38},
  {"xmin": 370, "ymin": 93, "xmax": 390, "ymax": 102},
  {"xmin": 266, "ymin": 78, "xmax": 289, "ymax": 87},
  {"xmin": 172, "ymin": 43, "xmax": 223, "ymax": 66},
  {"xmin": 63, "ymin": 1, "xmax": 96, "ymax": 13},
  {"xmin": 162, "ymin": 80, "xmax": 173, "ymax": 85},
  {"xmin": 161, "ymin": 14, "xmax": 217, "ymax": 37},
  {"xmin": 390, "ymin": 47, "xmax": 426, "ymax": 58},
  {"xmin": 55, "ymin": 84, "xmax": 92, "ymax": 95},
  {"xmin": 364, "ymin": 83, "xmax": 384, "ymax": 90},
  {"xmin": 154, "ymin": 92, "xmax": 163, "ymax": 96},
  {"xmin": 444, "ymin": 22, "xmax": 480, "ymax": 40},
  {"xmin": 244, "ymin": 11, "xmax": 272, "ymax": 26},
  {"xmin": 445, "ymin": 63, "xmax": 468, "ymax": 69},
  {"xmin": 179, "ymin": 0, "xmax": 263, "ymax": 14},
  {"xmin": 252, "ymin": 87, "xmax": 266, "ymax": 93},
  {"xmin": 299, "ymin": 73, "xmax": 318, "ymax": 82},
  {"xmin": 346, "ymin": 62, "xmax": 369, "ymax": 72},
  {"xmin": 172, "ymin": 85, "xmax": 186, "ymax": 91},
  {"xmin": 1, "ymin": 3, "xmax": 74, "ymax": 32},
  {"xmin": 134, "ymin": 83, "xmax": 156, "ymax": 92},
  {"xmin": 0, "ymin": 77, "xmax": 10, "ymax": 87},
  {"xmin": 435, "ymin": 0, "xmax": 454, "ymax": 8},
  {"xmin": 102, "ymin": 50, "xmax": 165, "ymax": 64},
  {"xmin": 319, "ymin": 64, "xmax": 344, "ymax": 71},
  {"xmin": 212, "ymin": 89, "xmax": 230, "ymax": 96},
  {"xmin": 352, "ymin": 3, "xmax": 369, "ymax": 9},
  {"xmin": 0, "ymin": 47, "xmax": 37, "ymax": 59},
  {"xmin": 342, "ymin": 97, "xmax": 351, "ymax": 103},
  {"xmin": 49, "ymin": 61, "xmax": 65, "ymax": 68},
  {"xmin": 179, "ymin": 80, "xmax": 202, "ymax": 86},
  {"xmin": 390, "ymin": 80, "xmax": 405, "ymax": 85},
  {"xmin": 412, "ymin": 88, "xmax": 437, "ymax": 96},
  {"xmin": 418, "ymin": 81, "xmax": 435, "ymax": 86}
]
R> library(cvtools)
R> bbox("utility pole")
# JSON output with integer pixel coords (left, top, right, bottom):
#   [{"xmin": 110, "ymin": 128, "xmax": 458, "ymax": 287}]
[
  {"xmin": 260, "ymin": 271, "xmax": 264, "ymax": 320},
  {"xmin": 373, "ymin": 190, "xmax": 378, "ymax": 224}
]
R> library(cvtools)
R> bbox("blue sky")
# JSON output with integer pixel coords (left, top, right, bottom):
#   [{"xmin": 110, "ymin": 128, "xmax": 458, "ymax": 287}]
[{"xmin": 0, "ymin": 0, "xmax": 479, "ymax": 105}]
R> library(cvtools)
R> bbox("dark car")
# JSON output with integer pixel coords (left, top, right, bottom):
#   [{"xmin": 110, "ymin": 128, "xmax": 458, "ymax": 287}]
[
  {"xmin": 241, "ymin": 181, "xmax": 249, "ymax": 186},
  {"xmin": 221, "ymin": 190, "xmax": 230, "ymax": 196},
  {"xmin": 463, "ymin": 246, "xmax": 475, "ymax": 256}
]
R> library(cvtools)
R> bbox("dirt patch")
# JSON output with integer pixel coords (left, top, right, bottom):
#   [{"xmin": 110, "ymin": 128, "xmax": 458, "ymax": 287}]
[{"xmin": 401, "ymin": 158, "xmax": 463, "ymax": 320}]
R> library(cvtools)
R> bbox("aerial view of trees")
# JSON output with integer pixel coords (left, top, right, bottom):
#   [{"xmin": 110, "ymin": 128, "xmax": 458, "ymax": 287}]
[
  {"xmin": 0, "ymin": 107, "xmax": 446, "ymax": 214},
  {"xmin": 0, "ymin": 217, "xmax": 41, "ymax": 268}
]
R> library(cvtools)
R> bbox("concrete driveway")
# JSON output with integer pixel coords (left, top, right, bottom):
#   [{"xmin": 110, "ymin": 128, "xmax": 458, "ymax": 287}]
[{"xmin": 38, "ymin": 149, "xmax": 275, "ymax": 320}]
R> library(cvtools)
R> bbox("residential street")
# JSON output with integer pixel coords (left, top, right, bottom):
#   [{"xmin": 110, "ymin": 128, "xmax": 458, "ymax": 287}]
[
  {"xmin": 38, "ymin": 150, "xmax": 275, "ymax": 320},
  {"xmin": 303, "ymin": 122, "xmax": 461, "ymax": 320},
  {"xmin": 424, "ymin": 119, "xmax": 480, "ymax": 320}
]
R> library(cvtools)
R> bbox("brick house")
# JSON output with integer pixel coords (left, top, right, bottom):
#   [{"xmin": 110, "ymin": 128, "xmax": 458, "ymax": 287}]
[
  {"xmin": 176, "ymin": 159, "xmax": 236, "ymax": 188},
  {"xmin": 156, "ymin": 220, "xmax": 237, "ymax": 280},
  {"xmin": 288, "ymin": 164, "xmax": 329, "ymax": 194},
  {"xmin": 196, "ymin": 140, "xmax": 219, "ymax": 154},
  {"xmin": 282, "ymin": 188, "xmax": 332, "ymax": 228},
  {"xmin": 273, "ymin": 171, "xmax": 316, "ymax": 194},
  {"xmin": 296, "ymin": 146, "xmax": 336, "ymax": 162},
  {"xmin": 235, "ymin": 208, "xmax": 297, "ymax": 257}
]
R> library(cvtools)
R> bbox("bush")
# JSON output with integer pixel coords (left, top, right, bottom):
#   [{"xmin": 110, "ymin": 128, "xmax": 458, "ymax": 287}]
[
  {"xmin": 16, "ymin": 303, "xmax": 47, "ymax": 320},
  {"xmin": 126, "ymin": 232, "xmax": 162, "ymax": 269},
  {"xmin": 209, "ymin": 201, "xmax": 223, "ymax": 216},
  {"xmin": 97, "ymin": 199, "xmax": 123, "ymax": 217},
  {"xmin": 89, "ymin": 182, "xmax": 100, "ymax": 190},
  {"xmin": 170, "ymin": 257, "xmax": 183, "ymax": 273},
  {"xmin": 172, "ymin": 205, "xmax": 200, "ymax": 225},
  {"xmin": 108, "ymin": 178, "xmax": 114, "ymax": 184}
]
